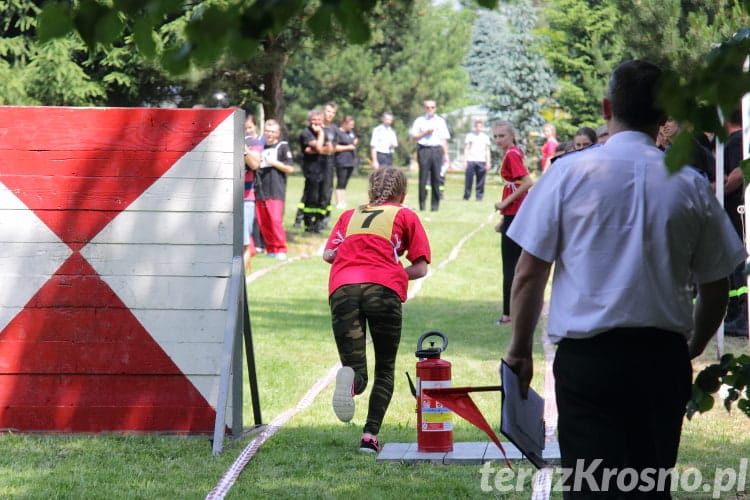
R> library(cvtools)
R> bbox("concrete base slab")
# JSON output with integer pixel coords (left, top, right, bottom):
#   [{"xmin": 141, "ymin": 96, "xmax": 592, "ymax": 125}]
[
  {"xmin": 444, "ymin": 441, "xmax": 487, "ymax": 465},
  {"xmin": 376, "ymin": 441, "xmax": 561, "ymax": 466}
]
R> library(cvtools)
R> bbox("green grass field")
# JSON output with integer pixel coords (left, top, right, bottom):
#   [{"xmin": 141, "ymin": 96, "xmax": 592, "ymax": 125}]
[{"xmin": 1, "ymin": 170, "xmax": 748, "ymax": 499}]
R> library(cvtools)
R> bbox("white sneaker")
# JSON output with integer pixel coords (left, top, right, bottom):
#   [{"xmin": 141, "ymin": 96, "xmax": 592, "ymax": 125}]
[
  {"xmin": 336, "ymin": 202, "xmax": 346, "ymax": 209},
  {"xmin": 332, "ymin": 366, "xmax": 355, "ymax": 422}
]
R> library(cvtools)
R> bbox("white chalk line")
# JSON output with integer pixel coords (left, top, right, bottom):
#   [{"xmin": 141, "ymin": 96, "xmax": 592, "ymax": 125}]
[{"xmin": 210, "ymin": 220, "xmax": 490, "ymax": 498}]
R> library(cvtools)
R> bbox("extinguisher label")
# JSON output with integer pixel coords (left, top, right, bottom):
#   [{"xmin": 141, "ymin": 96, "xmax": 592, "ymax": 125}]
[{"xmin": 418, "ymin": 380, "xmax": 453, "ymax": 432}]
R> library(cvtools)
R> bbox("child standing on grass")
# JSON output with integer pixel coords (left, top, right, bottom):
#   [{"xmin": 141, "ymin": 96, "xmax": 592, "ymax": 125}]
[
  {"xmin": 323, "ymin": 167, "xmax": 431, "ymax": 453},
  {"xmin": 256, "ymin": 119, "xmax": 294, "ymax": 260}
]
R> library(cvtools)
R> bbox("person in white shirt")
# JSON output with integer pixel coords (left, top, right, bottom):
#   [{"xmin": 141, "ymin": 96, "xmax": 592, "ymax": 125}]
[
  {"xmin": 370, "ymin": 112, "xmax": 398, "ymax": 169},
  {"xmin": 462, "ymin": 118, "xmax": 491, "ymax": 201},
  {"xmin": 409, "ymin": 99, "xmax": 451, "ymax": 211},
  {"xmin": 505, "ymin": 60, "xmax": 745, "ymax": 497}
]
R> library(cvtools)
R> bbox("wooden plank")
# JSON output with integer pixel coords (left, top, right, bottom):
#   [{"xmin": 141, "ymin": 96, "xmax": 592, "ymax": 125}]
[
  {"xmin": 125, "ymin": 309, "xmax": 227, "ymax": 342},
  {"xmin": 0, "ymin": 150, "xmax": 234, "ymax": 179},
  {"xmin": 0, "ymin": 307, "xmax": 226, "ymax": 343},
  {"xmin": 0, "ymin": 107, "xmax": 235, "ymax": 153},
  {"xmin": 0, "ymin": 404, "xmax": 216, "ymax": 433},
  {"xmin": 0, "ymin": 340, "xmax": 186, "ymax": 373},
  {"xmin": 81, "ymin": 243, "xmax": 233, "ymax": 277},
  {"xmin": 0, "ymin": 374, "xmax": 214, "ymax": 405},
  {"xmin": 0, "ymin": 243, "xmax": 73, "ymax": 276},
  {"xmin": 0, "ymin": 177, "xmax": 233, "ymax": 212},
  {"xmin": 0, "ymin": 341, "xmax": 224, "ymax": 375},
  {"xmin": 100, "ymin": 275, "xmax": 229, "ymax": 310},
  {"xmin": 1, "ymin": 274, "xmax": 227, "ymax": 310},
  {"xmin": 86, "ymin": 211, "xmax": 233, "ymax": 245}
]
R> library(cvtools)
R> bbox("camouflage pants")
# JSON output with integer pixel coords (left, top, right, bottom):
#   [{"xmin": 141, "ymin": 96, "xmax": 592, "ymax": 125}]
[{"xmin": 330, "ymin": 283, "xmax": 402, "ymax": 435}]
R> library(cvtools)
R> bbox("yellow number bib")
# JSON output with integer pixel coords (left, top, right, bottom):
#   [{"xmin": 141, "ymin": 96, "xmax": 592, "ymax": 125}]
[{"xmin": 346, "ymin": 205, "xmax": 401, "ymax": 240}]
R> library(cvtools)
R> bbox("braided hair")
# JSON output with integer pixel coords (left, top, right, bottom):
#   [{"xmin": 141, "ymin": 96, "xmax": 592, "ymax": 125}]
[{"xmin": 367, "ymin": 167, "xmax": 407, "ymax": 206}]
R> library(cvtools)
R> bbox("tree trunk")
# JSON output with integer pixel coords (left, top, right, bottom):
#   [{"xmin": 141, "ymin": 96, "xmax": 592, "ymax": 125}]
[{"xmin": 261, "ymin": 35, "xmax": 289, "ymax": 136}]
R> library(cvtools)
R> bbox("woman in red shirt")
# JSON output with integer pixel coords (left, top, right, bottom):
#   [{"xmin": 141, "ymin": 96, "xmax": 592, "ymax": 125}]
[{"xmin": 493, "ymin": 122, "xmax": 533, "ymax": 325}]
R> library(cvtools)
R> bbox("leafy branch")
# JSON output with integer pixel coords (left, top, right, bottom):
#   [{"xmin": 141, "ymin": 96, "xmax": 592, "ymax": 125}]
[{"xmin": 687, "ymin": 353, "xmax": 750, "ymax": 419}]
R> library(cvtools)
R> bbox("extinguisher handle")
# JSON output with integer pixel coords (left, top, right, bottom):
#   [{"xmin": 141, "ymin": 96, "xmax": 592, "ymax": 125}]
[{"xmin": 415, "ymin": 330, "xmax": 448, "ymax": 358}]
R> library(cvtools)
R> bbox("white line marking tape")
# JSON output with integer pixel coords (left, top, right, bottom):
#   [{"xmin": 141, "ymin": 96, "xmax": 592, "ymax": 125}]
[{"xmin": 205, "ymin": 363, "xmax": 340, "ymax": 500}]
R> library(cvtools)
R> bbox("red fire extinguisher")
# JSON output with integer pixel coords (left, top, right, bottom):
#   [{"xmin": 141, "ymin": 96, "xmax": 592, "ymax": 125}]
[{"xmin": 408, "ymin": 331, "xmax": 453, "ymax": 453}]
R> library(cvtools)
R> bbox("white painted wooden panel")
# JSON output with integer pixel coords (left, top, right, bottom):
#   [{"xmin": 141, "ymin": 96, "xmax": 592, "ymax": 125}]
[
  {"xmin": 162, "ymin": 342, "xmax": 224, "ymax": 374},
  {"xmin": 188, "ymin": 118, "xmax": 235, "ymax": 154},
  {"xmin": 124, "ymin": 178, "xmax": 233, "ymax": 212},
  {"xmin": 0, "ymin": 243, "xmax": 72, "ymax": 276},
  {"xmin": 81, "ymin": 244, "xmax": 232, "ymax": 277},
  {"xmin": 160, "ymin": 151, "xmax": 235, "ymax": 179},
  {"xmin": 129, "ymin": 309, "xmax": 226, "ymax": 342},
  {"xmin": 89, "ymin": 211, "xmax": 233, "ymax": 245},
  {"xmin": 0, "ymin": 191, "xmax": 70, "ymax": 243},
  {"xmin": 98, "ymin": 275, "xmax": 229, "ymax": 310}
]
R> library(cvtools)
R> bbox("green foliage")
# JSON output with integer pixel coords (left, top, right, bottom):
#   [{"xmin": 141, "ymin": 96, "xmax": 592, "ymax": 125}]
[
  {"xmin": 464, "ymin": 1, "xmax": 556, "ymax": 147},
  {"xmin": 660, "ymin": 27, "xmax": 750, "ymax": 172},
  {"xmin": 615, "ymin": 0, "xmax": 749, "ymax": 71},
  {"xmin": 285, "ymin": 0, "xmax": 475, "ymax": 165},
  {"xmin": 0, "ymin": 1, "xmax": 105, "ymax": 105},
  {"xmin": 537, "ymin": 0, "xmax": 624, "ymax": 139},
  {"xmin": 687, "ymin": 353, "xmax": 750, "ymax": 420},
  {"xmin": 36, "ymin": 0, "xmax": 499, "ymax": 73}
]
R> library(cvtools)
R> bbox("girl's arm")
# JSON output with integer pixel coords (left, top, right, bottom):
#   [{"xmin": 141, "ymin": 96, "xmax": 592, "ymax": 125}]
[
  {"xmin": 323, "ymin": 248, "xmax": 337, "ymax": 263},
  {"xmin": 495, "ymin": 174, "xmax": 533, "ymax": 211},
  {"xmin": 404, "ymin": 257, "xmax": 428, "ymax": 280}
]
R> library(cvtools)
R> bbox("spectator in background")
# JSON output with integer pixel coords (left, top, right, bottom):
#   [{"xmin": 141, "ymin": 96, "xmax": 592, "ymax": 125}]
[
  {"xmin": 334, "ymin": 115, "xmax": 359, "ymax": 209},
  {"xmin": 298, "ymin": 109, "xmax": 327, "ymax": 233},
  {"xmin": 409, "ymin": 99, "xmax": 451, "ymax": 212},
  {"xmin": 573, "ymin": 127, "xmax": 597, "ymax": 150},
  {"xmin": 256, "ymin": 119, "xmax": 294, "ymax": 260},
  {"xmin": 370, "ymin": 112, "xmax": 398, "ymax": 169},
  {"xmin": 540, "ymin": 123, "xmax": 558, "ymax": 171},
  {"xmin": 493, "ymin": 121, "xmax": 533, "ymax": 325},
  {"xmin": 463, "ymin": 118, "xmax": 492, "ymax": 201},
  {"xmin": 656, "ymin": 118, "xmax": 715, "ymax": 183},
  {"xmin": 722, "ymin": 108, "xmax": 747, "ymax": 337},
  {"xmin": 243, "ymin": 114, "xmax": 264, "ymax": 271},
  {"xmin": 321, "ymin": 102, "xmax": 339, "ymax": 229}
]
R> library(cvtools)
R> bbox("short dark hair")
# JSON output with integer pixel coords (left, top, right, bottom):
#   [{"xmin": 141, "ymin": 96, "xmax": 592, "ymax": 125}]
[{"xmin": 607, "ymin": 60, "xmax": 665, "ymax": 131}]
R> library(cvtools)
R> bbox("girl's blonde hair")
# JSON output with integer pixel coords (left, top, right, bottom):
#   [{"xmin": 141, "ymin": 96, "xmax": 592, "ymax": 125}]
[
  {"xmin": 368, "ymin": 167, "xmax": 407, "ymax": 205},
  {"xmin": 494, "ymin": 121, "xmax": 518, "ymax": 145}
]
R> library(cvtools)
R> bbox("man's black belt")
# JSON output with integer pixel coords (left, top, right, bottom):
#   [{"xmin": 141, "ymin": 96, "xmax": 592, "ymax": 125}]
[{"xmin": 418, "ymin": 144, "xmax": 441, "ymax": 149}]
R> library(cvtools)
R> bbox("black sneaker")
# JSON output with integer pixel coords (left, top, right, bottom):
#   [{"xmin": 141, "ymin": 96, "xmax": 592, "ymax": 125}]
[{"xmin": 359, "ymin": 435, "xmax": 380, "ymax": 454}]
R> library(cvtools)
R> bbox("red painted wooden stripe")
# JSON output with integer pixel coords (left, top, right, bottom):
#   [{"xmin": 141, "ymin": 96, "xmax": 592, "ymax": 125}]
[
  {"xmin": 0, "ymin": 375, "xmax": 214, "ymax": 406},
  {"xmin": 0, "ymin": 308, "xmax": 137, "ymax": 343},
  {"xmin": 1, "ymin": 175, "xmax": 176, "ymax": 210},
  {"xmin": 0, "ymin": 107, "xmax": 235, "ymax": 151},
  {"xmin": 0, "ymin": 405, "xmax": 216, "ymax": 433},
  {"xmin": 0, "ymin": 150, "xmax": 220, "ymax": 177}
]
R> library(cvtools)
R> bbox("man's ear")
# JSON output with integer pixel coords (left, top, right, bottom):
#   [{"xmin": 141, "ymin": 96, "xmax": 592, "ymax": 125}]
[{"xmin": 601, "ymin": 98, "xmax": 612, "ymax": 121}]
